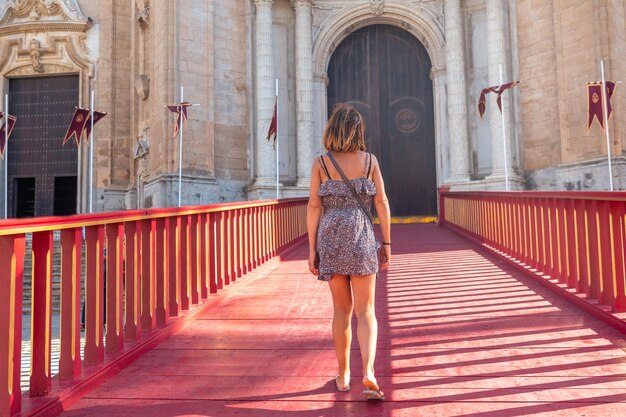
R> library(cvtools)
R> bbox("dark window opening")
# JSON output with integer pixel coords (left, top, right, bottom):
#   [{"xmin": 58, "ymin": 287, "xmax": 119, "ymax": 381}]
[
  {"xmin": 53, "ymin": 176, "xmax": 77, "ymax": 216},
  {"xmin": 14, "ymin": 177, "xmax": 35, "ymax": 218}
]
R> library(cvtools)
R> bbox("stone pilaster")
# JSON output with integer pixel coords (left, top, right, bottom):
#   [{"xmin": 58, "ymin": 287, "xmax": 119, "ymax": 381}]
[
  {"xmin": 443, "ymin": 0, "xmax": 470, "ymax": 183},
  {"xmin": 486, "ymin": 0, "xmax": 515, "ymax": 182},
  {"xmin": 291, "ymin": 0, "xmax": 314, "ymax": 187},
  {"xmin": 253, "ymin": 0, "xmax": 276, "ymax": 187}
]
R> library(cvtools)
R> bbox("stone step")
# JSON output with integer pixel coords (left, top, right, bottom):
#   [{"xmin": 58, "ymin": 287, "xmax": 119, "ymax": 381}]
[{"xmin": 22, "ymin": 232, "xmax": 87, "ymax": 315}]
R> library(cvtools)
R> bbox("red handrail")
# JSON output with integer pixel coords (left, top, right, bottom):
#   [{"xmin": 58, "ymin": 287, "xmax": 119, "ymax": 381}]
[
  {"xmin": 440, "ymin": 190, "xmax": 626, "ymax": 315},
  {"xmin": 0, "ymin": 198, "xmax": 308, "ymax": 417}
]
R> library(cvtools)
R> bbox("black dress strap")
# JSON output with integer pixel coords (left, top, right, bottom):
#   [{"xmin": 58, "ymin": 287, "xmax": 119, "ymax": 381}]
[
  {"xmin": 318, "ymin": 155, "xmax": 331, "ymax": 179},
  {"xmin": 366, "ymin": 153, "xmax": 373, "ymax": 179}
]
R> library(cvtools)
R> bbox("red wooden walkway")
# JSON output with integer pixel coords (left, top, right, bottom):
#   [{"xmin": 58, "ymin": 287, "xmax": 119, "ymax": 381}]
[{"xmin": 60, "ymin": 224, "xmax": 626, "ymax": 417}]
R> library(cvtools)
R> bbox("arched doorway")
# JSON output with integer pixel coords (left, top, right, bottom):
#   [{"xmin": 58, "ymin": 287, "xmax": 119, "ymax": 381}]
[{"xmin": 327, "ymin": 24, "xmax": 437, "ymax": 217}]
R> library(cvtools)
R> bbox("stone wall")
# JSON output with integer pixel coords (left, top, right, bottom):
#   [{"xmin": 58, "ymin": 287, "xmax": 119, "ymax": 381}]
[
  {"xmin": 516, "ymin": 0, "xmax": 561, "ymax": 172},
  {"xmin": 93, "ymin": 0, "xmax": 133, "ymax": 211},
  {"xmin": 517, "ymin": 0, "xmax": 625, "ymax": 190},
  {"xmin": 214, "ymin": 0, "xmax": 250, "ymax": 201}
]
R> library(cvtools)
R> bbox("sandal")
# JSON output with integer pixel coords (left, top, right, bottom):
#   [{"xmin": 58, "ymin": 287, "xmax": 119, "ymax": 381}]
[
  {"xmin": 335, "ymin": 375, "xmax": 351, "ymax": 392},
  {"xmin": 362, "ymin": 376, "xmax": 384, "ymax": 401}
]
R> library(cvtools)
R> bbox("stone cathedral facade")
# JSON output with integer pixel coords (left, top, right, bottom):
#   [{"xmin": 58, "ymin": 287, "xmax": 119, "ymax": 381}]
[{"xmin": 0, "ymin": 0, "xmax": 624, "ymax": 217}]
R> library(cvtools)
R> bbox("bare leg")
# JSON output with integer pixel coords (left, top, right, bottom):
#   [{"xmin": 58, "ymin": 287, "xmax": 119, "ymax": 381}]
[
  {"xmin": 351, "ymin": 274, "xmax": 378, "ymax": 385},
  {"xmin": 328, "ymin": 274, "xmax": 353, "ymax": 386}
]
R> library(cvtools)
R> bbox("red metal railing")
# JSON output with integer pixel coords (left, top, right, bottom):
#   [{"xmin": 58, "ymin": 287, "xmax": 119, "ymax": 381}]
[
  {"xmin": 0, "ymin": 198, "xmax": 308, "ymax": 417},
  {"xmin": 440, "ymin": 191, "xmax": 626, "ymax": 313}
]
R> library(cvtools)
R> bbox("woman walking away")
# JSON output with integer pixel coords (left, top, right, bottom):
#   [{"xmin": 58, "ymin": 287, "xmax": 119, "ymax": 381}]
[{"xmin": 307, "ymin": 103, "xmax": 392, "ymax": 401}]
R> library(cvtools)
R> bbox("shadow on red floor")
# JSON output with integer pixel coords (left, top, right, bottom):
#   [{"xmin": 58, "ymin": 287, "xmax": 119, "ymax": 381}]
[{"xmin": 60, "ymin": 224, "xmax": 626, "ymax": 417}]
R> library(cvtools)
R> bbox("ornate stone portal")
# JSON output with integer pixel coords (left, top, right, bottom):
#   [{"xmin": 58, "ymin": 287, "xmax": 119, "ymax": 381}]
[{"xmin": 0, "ymin": 0, "xmax": 96, "ymax": 213}]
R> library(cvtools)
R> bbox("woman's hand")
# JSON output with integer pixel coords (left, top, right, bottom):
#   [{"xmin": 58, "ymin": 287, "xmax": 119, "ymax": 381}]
[
  {"xmin": 380, "ymin": 245, "xmax": 391, "ymax": 270},
  {"xmin": 308, "ymin": 251, "xmax": 319, "ymax": 276}
]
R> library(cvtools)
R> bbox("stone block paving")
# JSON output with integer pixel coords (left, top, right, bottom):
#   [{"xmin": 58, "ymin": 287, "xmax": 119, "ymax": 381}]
[{"xmin": 59, "ymin": 224, "xmax": 626, "ymax": 416}]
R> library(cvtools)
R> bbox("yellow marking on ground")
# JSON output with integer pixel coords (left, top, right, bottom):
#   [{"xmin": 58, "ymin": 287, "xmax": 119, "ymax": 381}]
[{"xmin": 373, "ymin": 216, "xmax": 438, "ymax": 224}]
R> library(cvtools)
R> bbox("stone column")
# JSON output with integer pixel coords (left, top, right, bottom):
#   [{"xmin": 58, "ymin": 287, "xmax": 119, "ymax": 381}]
[
  {"xmin": 291, "ymin": 0, "xmax": 314, "ymax": 187},
  {"xmin": 486, "ymin": 0, "xmax": 514, "ymax": 179},
  {"xmin": 431, "ymin": 66, "xmax": 449, "ymax": 185},
  {"xmin": 444, "ymin": 0, "xmax": 470, "ymax": 182},
  {"xmin": 312, "ymin": 72, "xmax": 329, "ymax": 156},
  {"xmin": 253, "ymin": 0, "xmax": 276, "ymax": 186}
]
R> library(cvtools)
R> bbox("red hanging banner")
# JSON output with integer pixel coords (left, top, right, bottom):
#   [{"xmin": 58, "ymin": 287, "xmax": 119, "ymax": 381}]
[
  {"xmin": 63, "ymin": 107, "xmax": 91, "ymax": 146},
  {"xmin": 83, "ymin": 110, "xmax": 108, "ymax": 144},
  {"xmin": 63, "ymin": 107, "xmax": 107, "ymax": 146},
  {"xmin": 167, "ymin": 102, "xmax": 192, "ymax": 137},
  {"xmin": 478, "ymin": 81, "xmax": 520, "ymax": 119},
  {"xmin": 587, "ymin": 82, "xmax": 616, "ymax": 132},
  {"xmin": 266, "ymin": 98, "xmax": 277, "ymax": 149}
]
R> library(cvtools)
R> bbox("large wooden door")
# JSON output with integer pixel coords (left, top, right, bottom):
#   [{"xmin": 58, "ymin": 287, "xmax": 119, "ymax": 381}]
[
  {"xmin": 327, "ymin": 25, "xmax": 437, "ymax": 216},
  {"xmin": 8, "ymin": 75, "xmax": 79, "ymax": 217}
]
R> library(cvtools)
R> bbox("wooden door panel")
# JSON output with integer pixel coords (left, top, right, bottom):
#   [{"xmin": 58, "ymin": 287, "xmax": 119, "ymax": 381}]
[
  {"xmin": 328, "ymin": 25, "xmax": 437, "ymax": 216},
  {"xmin": 8, "ymin": 75, "xmax": 79, "ymax": 217}
]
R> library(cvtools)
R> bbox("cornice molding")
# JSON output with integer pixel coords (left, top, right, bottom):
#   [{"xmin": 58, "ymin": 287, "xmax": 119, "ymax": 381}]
[{"xmin": 0, "ymin": 0, "xmax": 91, "ymax": 35}]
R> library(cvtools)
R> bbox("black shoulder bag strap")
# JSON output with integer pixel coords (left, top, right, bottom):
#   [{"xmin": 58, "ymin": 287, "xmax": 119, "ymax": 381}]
[{"xmin": 326, "ymin": 152, "xmax": 374, "ymax": 226}]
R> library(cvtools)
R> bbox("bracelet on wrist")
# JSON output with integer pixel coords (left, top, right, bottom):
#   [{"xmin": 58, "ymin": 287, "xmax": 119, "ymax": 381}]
[{"xmin": 382, "ymin": 242, "xmax": 391, "ymax": 246}]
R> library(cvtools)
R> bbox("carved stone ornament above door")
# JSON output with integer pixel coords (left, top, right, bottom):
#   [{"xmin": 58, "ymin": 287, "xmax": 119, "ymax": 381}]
[{"xmin": 0, "ymin": 0, "xmax": 94, "ymax": 78}]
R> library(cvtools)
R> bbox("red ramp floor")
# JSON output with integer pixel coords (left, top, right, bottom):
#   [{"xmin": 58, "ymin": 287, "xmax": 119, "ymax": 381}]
[{"xmin": 61, "ymin": 224, "xmax": 626, "ymax": 417}]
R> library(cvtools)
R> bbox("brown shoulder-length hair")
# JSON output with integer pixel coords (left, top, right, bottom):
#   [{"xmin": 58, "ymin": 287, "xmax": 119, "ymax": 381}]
[{"xmin": 322, "ymin": 103, "xmax": 366, "ymax": 152}]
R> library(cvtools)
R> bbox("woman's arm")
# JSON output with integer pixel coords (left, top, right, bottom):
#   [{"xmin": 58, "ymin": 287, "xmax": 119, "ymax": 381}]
[
  {"xmin": 307, "ymin": 159, "xmax": 323, "ymax": 275},
  {"xmin": 371, "ymin": 155, "xmax": 391, "ymax": 268}
]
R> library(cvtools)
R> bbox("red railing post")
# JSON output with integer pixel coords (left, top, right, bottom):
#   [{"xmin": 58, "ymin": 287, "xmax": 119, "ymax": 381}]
[
  {"xmin": 263, "ymin": 206, "xmax": 269, "ymax": 263},
  {"xmin": 155, "ymin": 218, "xmax": 169, "ymax": 324},
  {"xmin": 574, "ymin": 199, "xmax": 589, "ymax": 294},
  {"xmin": 0, "ymin": 234, "xmax": 25, "ymax": 417},
  {"xmin": 224, "ymin": 211, "xmax": 232, "ymax": 286},
  {"xmin": 200, "ymin": 213, "xmax": 209, "ymax": 298},
  {"xmin": 232, "ymin": 210, "xmax": 239, "ymax": 281},
  {"xmin": 59, "ymin": 228, "xmax": 82, "ymax": 380},
  {"xmin": 503, "ymin": 198, "xmax": 512, "ymax": 256},
  {"xmin": 537, "ymin": 199, "xmax": 549, "ymax": 276},
  {"xmin": 252, "ymin": 207, "xmax": 259, "ymax": 269},
  {"xmin": 179, "ymin": 216, "xmax": 191, "ymax": 310},
  {"xmin": 236, "ymin": 209, "xmax": 243, "ymax": 278},
  {"xmin": 124, "ymin": 221, "xmax": 141, "ymax": 341},
  {"xmin": 30, "ymin": 231, "xmax": 54, "ymax": 396},
  {"xmin": 512, "ymin": 200, "xmax": 521, "ymax": 259},
  {"xmin": 586, "ymin": 200, "xmax": 601, "ymax": 300},
  {"xmin": 565, "ymin": 199, "xmax": 578, "ymax": 288},
  {"xmin": 270, "ymin": 205, "xmax": 276, "ymax": 258},
  {"xmin": 526, "ymin": 198, "xmax": 536, "ymax": 269},
  {"xmin": 140, "ymin": 220, "xmax": 157, "ymax": 331},
  {"xmin": 494, "ymin": 198, "xmax": 503, "ymax": 249},
  {"xmin": 227, "ymin": 210, "xmax": 235, "ymax": 284},
  {"xmin": 190, "ymin": 214, "xmax": 200, "ymax": 304},
  {"xmin": 105, "ymin": 223, "xmax": 124, "ymax": 353},
  {"xmin": 216, "ymin": 211, "xmax": 225, "ymax": 289},
  {"xmin": 84, "ymin": 225, "xmax": 105, "ymax": 366},
  {"xmin": 168, "ymin": 217, "xmax": 181, "ymax": 316},
  {"xmin": 597, "ymin": 201, "xmax": 615, "ymax": 307},
  {"xmin": 522, "ymin": 198, "xmax": 532, "ymax": 266},
  {"xmin": 243, "ymin": 208, "xmax": 250, "ymax": 274},
  {"xmin": 556, "ymin": 199, "xmax": 570, "ymax": 284},
  {"xmin": 612, "ymin": 201, "xmax": 626, "ymax": 312},
  {"xmin": 208, "ymin": 212, "xmax": 218, "ymax": 294}
]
